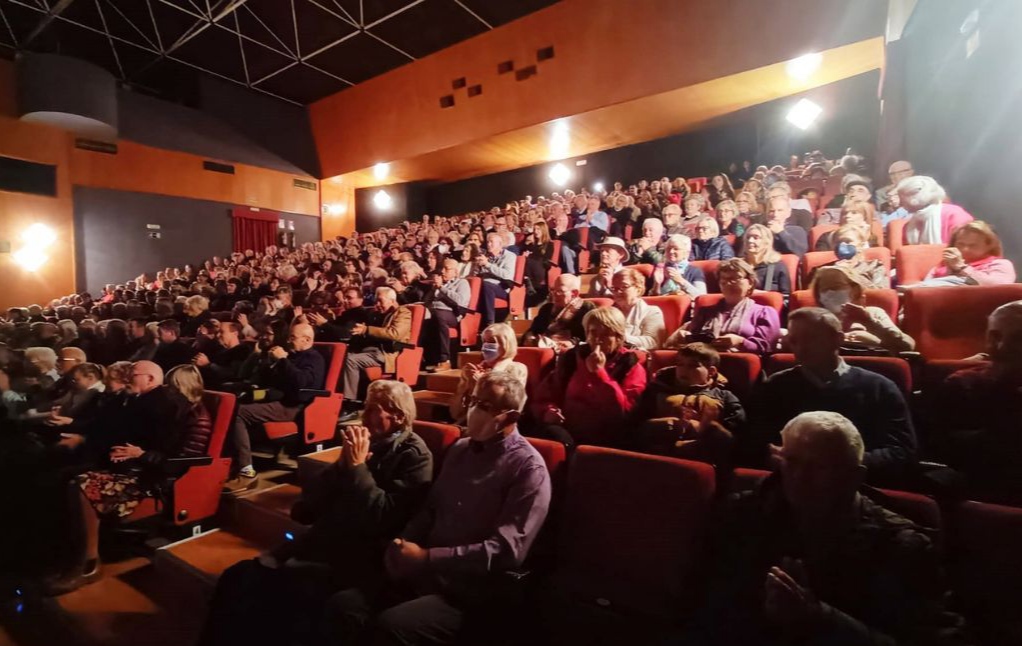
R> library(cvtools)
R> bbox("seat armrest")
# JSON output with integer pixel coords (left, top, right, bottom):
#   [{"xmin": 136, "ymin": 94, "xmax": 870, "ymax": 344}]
[
  {"xmin": 300, "ymin": 388, "xmax": 332, "ymax": 397},
  {"xmin": 165, "ymin": 456, "xmax": 213, "ymax": 468},
  {"xmin": 393, "ymin": 341, "xmax": 416, "ymax": 351}
]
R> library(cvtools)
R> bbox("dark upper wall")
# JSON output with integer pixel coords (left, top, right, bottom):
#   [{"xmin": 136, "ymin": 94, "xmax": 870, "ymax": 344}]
[
  {"xmin": 355, "ymin": 182, "xmax": 429, "ymax": 232},
  {"xmin": 73, "ymin": 186, "xmax": 319, "ymax": 294}
]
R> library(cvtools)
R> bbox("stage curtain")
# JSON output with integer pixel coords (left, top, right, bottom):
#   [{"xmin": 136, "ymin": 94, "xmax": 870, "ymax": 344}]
[{"xmin": 231, "ymin": 207, "xmax": 279, "ymax": 253}]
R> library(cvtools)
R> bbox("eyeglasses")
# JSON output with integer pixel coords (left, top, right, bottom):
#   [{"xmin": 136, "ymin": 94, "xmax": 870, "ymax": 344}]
[
  {"xmin": 466, "ymin": 396, "xmax": 499, "ymax": 413},
  {"xmin": 719, "ymin": 275, "xmax": 750, "ymax": 285}
]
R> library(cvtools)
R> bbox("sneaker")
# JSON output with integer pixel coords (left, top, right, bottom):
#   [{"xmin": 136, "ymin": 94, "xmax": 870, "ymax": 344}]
[
  {"xmin": 434, "ymin": 361, "xmax": 451, "ymax": 372},
  {"xmin": 223, "ymin": 473, "xmax": 258, "ymax": 494},
  {"xmin": 239, "ymin": 465, "xmax": 256, "ymax": 478},
  {"xmin": 42, "ymin": 560, "xmax": 101, "ymax": 596}
]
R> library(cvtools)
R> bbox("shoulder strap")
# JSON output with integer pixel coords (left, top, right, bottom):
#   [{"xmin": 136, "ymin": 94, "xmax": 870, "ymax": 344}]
[{"xmin": 764, "ymin": 263, "xmax": 776, "ymax": 292}]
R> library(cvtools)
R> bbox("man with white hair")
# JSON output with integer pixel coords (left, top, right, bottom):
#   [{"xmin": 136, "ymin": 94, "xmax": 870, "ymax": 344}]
[
  {"xmin": 676, "ymin": 410, "xmax": 968, "ymax": 645},
  {"xmin": 472, "ymin": 232, "xmax": 517, "ymax": 328},
  {"xmin": 897, "ymin": 175, "xmax": 973, "ymax": 245},
  {"xmin": 629, "ymin": 217, "xmax": 665, "ymax": 266},
  {"xmin": 748, "ymin": 308, "xmax": 917, "ymax": 485}
]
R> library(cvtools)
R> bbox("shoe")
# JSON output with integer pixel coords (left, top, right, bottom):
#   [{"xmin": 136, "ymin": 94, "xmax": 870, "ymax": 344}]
[
  {"xmin": 42, "ymin": 561, "xmax": 100, "ymax": 596},
  {"xmin": 434, "ymin": 361, "xmax": 451, "ymax": 372},
  {"xmin": 337, "ymin": 410, "xmax": 360, "ymax": 424},
  {"xmin": 222, "ymin": 473, "xmax": 259, "ymax": 494}
]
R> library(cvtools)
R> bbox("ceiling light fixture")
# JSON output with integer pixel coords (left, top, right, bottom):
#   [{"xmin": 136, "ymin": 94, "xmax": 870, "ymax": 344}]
[
  {"xmin": 373, "ymin": 162, "xmax": 390, "ymax": 181},
  {"xmin": 786, "ymin": 52, "xmax": 822, "ymax": 82},
  {"xmin": 548, "ymin": 163, "xmax": 571, "ymax": 187},
  {"xmin": 786, "ymin": 98, "xmax": 823, "ymax": 130},
  {"xmin": 373, "ymin": 190, "xmax": 393, "ymax": 210}
]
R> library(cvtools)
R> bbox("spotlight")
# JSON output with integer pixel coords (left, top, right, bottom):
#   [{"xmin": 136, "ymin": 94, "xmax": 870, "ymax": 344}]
[
  {"xmin": 13, "ymin": 247, "xmax": 48, "ymax": 271},
  {"xmin": 326, "ymin": 203, "xmax": 347, "ymax": 216},
  {"xmin": 786, "ymin": 98, "xmax": 823, "ymax": 130},
  {"xmin": 548, "ymin": 163, "xmax": 571, "ymax": 187},
  {"xmin": 593, "ymin": 182, "xmax": 605, "ymax": 193},
  {"xmin": 373, "ymin": 189, "xmax": 393, "ymax": 210},
  {"xmin": 373, "ymin": 162, "xmax": 390, "ymax": 180},
  {"xmin": 786, "ymin": 52, "xmax": 822, "ymax": 82},
  {"xmin": 21, "ymin": 223, "xmax": 56, "ymax": 247}
]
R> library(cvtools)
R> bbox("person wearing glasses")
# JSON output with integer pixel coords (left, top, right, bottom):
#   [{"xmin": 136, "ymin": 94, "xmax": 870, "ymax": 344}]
[
  {"xmin": 691, "ymin": 216, "xmax": 736, "ymax": 262},
  {"xmin": 612, "ymin": 268, "xmax": 666, "ymax": 350}
]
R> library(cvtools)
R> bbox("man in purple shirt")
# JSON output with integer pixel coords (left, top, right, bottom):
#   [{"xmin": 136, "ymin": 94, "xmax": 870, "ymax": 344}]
[{"xmin": 323, "ymin": 371, "xmax": 552, "ymax": 645}]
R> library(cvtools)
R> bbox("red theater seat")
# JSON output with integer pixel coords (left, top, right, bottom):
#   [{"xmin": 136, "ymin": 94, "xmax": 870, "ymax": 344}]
[
  {"xmin": 264, "ymin": 342, "xmax": 346, "ymax": 444},
  {"xmin": 493, "ymin": 255, "xmax": 527, "ymax": 319},
  {"xmin": 631, "ymin": 263, "xmax": 654, "ymax": 278},
  {"xmin": 553, "ymin": 446, "xmax": 715, "ymax": 618},
  {"xmin": 363, "ymin": 304, "xmax": 426, "ymax": 385},
  {"xmin": 642, "ymin": 294, "xmax": 691, "ymax": 337},
  {"xmin": 887, "ymin": 219, "xmax": 907, "ymax": 253},
  {"xmin": 452, "ymin": 277, "xmax": 482, "ymax": 347},
  {"xmin": 583, "ymin": 297, "xmax": 613, "ymax": 309},
  {"xmin": 691, "ymin": 259, "xmax": 720, "ymax": 293},
  {"xmin": 547, "ymin": 240, "xmax": 563, "ymax": 288},
  {"xmin": 649, "ymin": 351, "xmax": 761, "ymax": 402},
  {"xmin": 455, "ymin": 346, "xmax": 556, "ymax": 398},
  {"xmin": 895, "ymin": 244, "xmax": 945, "ymax": 286},
  {"xmin": 918, "ymin": 358, "xmax": 989, "ymax": 395},
  {"xmin": 127, "ymin": 390, "xmax": 237, "ymax": 525},
  {"xmin": 801, "ymin": 247, "xmax": 892, "ymax": 286},
  {"xmin": 688, "ymin": 177, "xmax": 707, "ymax": 193},
  {"xmin": 766, "ymin": 353, "xmax": 912, "ymax": 396},
  {"xmin": 780, "ymin": 254, "xmax": 800, "ymax": 289},
  {"xmin": 903, "ymin": 285, "xmax": 1022, "ymax": 360},
  {"xmin": 809, "ymin": 224, "xmax": 838, "ymax": 250},
  {"xmin": 576, "ymin": 227, "xmax": 591, "ymax": 274},
  {"xmin": 412, "ymin": 420, "xmax": 461, "ymax": 475},
  {"xmin": 789, "ymin": 288, "xmax": 899, "ymax": 320}
]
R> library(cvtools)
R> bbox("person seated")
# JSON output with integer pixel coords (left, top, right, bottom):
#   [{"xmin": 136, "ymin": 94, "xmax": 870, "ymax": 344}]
[
  {"xmin": 450, "ymin": 323, "xmax": 527, "ymax": 424},
  {"xmin": 747, "ymin": 308, "xmax": 917, "ymax": 485},
  {"xmin": 322, "ymin": 372, "xmax": 551, "ymax": 646},
  {"xmin": 521, "ymin": 220, "xmax": 554, "ymax": 304},
  {"xmin": 40, "ymin": 362, "xmax": 106, "ymax": 434},
  {"xmin": 662, "ymin": 203, "xmax": 687, "ymax": 237},
  {"xmin": 125, "ymin": 317, "xmax": 156, "ymax": 362},
  {"xmin": 23, "ymin": 346, "xmax": 86, "ymax": 418},
  {"xmin": 909, "ymin": 221, "xmax": 1016, "ymax": 288},
  {"xmin": 339, "ymin": 287, "xmax": 412, "ymax": 418},
  {"xmin": 898, "ymin": 175, "xmax": 974, "ymax": 245},
  {"xmin": 22, "ymin": 346, "xmax": 60, "ymax": 406},
  {"xmin": 390, "ymin": 261, "xmax": 430, "ymax": 305},
  {"xmin": 931, "ymin": 301, "xmax": 1022, "ymax": 503},
  {"xmin": 628, "ymin": 343, "xmax": 745, "ymax": 465},
  {"xmin": 199, "ymin": 380, "xmax": 433, "ymax": 646},
  {"xmin": 675, "ymin": 411, "xmax": 968, "ymax": 646},
  {"xmin": 665, "ymin": 258, "xmax": 780, "ymax": 354},
  {"xmin": 741, "ymin": 224, "xmax": 792, "ymax": 297},
  {"xmin": 651, "ymin": 234, "xmax": 707, "ymax": 299},
  {"xmin": 42, "ymin": 361, "xmax": 200, "ymax": 594},
  {"xmin": 471, "ymin": 232, "xmax": 517, "ymax": 328},
  {"xmin": 587, "ymin": 236, "xmax": 630, "ymax": 297},
  {"xmin": 612, "ymin": 268, "xmax": 666, "ymax": 350},
  {"xmin": 180, "ymin": 295, "xmax": 213, "ymax": 337},
  {"xmin": 876, "ymin": 159, "xmax": 915, "ymax": 207},
  {"xmin": 809, "ymin": 266, "xmax": 914, "ymax": 354},
  {"xmin": 151, "ymin": 319, "xmax": 196, "ymax": 375},
  {"xmin": 811, "ymin": 223, "xmax": 889, "ymax": 289},
  {"xmin": 705, "ymin": 173, "xmax": 736, "ymax": 208},
  {"xmin": 815, "ymin": 201, "xmax": 881, "ymax": 252},
  {"xmin": 765, "ymin": 182, "xmax": 814, "ymax": 231},
  {"xmin": 531, "ymin": 307, "xmax": 647, "ymax": 447},
  {"xmin": 679, "ymin": 193, "xmax": 708, "ymax": 236},
  {"xmin": 628, "ymin": 217, "xmax": 665, "ymax": 266},
  {"xmin": 881, "ymin": 184, "xmax": 909, "ymax": 227},
  {"xmin": 692, "ymin": 216, "xmax": 736, "ymax": 261},
  {"xmin": 227, "ymin": 323, "xmax": 325, "ymax": 489},
  {"xmin": 306, "ymin": 286, "xmax": 369, "ymax": 342},
  {"xmin": 715, "ymin": 199, "xmax": 745, "ymax": 239},
  {"xmin": 191, "ymin": 322, "xmax": 253, "ymax": 389},
  {"xmin": 521, "ymin": 273, "xmax": 596, "ymax": 352},
  {"xmin": 734, "ymin": 191, "xmax": 762, "ymax": 227},
  {"xmin": 422, "ymin": 258, "xmax": 471, "ymax": 371},
  {"xmin": 765, "ymin": 195, "xmax": 808, "ymax": 258}
]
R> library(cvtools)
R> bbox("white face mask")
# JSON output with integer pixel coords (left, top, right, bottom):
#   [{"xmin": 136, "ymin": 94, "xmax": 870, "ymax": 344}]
[{"xmin": 818, "ymin": 289, "xmax": 852, "ymax": 313}]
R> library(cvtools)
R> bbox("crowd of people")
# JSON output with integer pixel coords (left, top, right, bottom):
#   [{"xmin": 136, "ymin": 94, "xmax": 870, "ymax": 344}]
[{"xmin": 0, "ymin": 149, "xmax": 1018, "ymax": 645}]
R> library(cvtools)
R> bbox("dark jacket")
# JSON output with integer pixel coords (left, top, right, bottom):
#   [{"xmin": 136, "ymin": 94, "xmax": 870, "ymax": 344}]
[
  {"xmin": 315, "ymin": 307, "xmax": 370, "ymax": 343},
  {"xmin": 181, "ymin": 310, "xmax": 214, "ymax": 337},
  {"xmin": 278, "ymin": 428, "xmax": 433, "ymax": 572},
  {"xmin": 179, "ymin": 401, "xmax": 214, "ymax": 458},
  {"xmin": 270, "ymin": 347, "xmax": 326, "ymax": 406},
  {"xmin": 526, "ymin": 299, "xmax": 597, "ymax": 344},
  {"xmin": 88, "ymin": 386, "xmax": 193, "ymax": 477},
  {"xmin": 152, "ymin": 340, "xmax": 196, "ymax": 375},
  {"xmin": 773, "ymin": 224, "xmax": 809, "ymax": 259},
  {"xmin": 200, "ymin": 342, "xmax": 254, "ymax": 388},
  {"xmin": 691, "ymin": 236, "xmax": 736, "ymax": 261}
]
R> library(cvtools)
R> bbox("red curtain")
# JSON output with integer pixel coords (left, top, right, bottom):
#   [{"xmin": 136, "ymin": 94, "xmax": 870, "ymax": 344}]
[{"xmin": 232, "ymin": 207, "xmax": 279, "ymax": 253}]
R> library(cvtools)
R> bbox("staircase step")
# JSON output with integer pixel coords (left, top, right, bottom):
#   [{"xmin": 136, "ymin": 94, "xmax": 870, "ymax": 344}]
[
  {"xmin": 297, "ymin": 447, "xmax": 341, "ymax": 487},
  {"xmin": 457, "ymin": 351, "xmax": 482, "ymax": 368},
  {"xmin": 510, "ymin": 318, "xmax": 532, "ymax": 336},
  {"xmin": 227, "ymin": 484, "xmax": 305, "ymax": 547},
  {"xmin": 413, "ymin": 391, "xmax": 455, "ymax": 422},
  {"xmin": 425, "ymin": 370, "xmax": 461, "ymax": 393},
  {"xmin": 155, "ymin": 529, "xmax": 263, "ymax": 597}
]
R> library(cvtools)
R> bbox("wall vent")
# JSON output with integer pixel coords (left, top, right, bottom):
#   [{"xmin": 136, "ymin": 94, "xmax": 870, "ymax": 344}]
[
  {"xmin": 203, "ymin": 160, "xmax": 235, "ymax": 175},
  {"xmin": 452, "ymin": 77, "xmax": 467, "ymax": 90},
  {"xmin": 537, "ymin": 45, "xmax": 555, "ymax": 62},
  {"xmin": 515, "ymin": 65, "xmax": 537, "ymax": 81},
  {"xmin": 467, "ymin": 84, "xmax": 482, "ymax": 98},
  {"xmin": 440, "ymin": 94, "xmax": 455, "ymax": 108},
  {"xmin": 497, "ymin": 60, "xmax": 514, "ymax": 74},
  {"xmin": 293, "ymin": 178, "xmax": 317, "ymax": 191}
]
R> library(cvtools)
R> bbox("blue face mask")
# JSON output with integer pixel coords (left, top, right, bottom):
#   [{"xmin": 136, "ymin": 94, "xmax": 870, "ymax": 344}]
[
  {"xmin": 835, "ymin": 242, "xmax": 857, "ymax": 261},
  {"xmin": 481, "ymin": 342, "xmax": 501, "ymax": 362}
]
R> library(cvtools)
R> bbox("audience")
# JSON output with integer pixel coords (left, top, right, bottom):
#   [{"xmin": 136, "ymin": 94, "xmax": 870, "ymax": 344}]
[
  {"xmin": 765, "ymin": 195, "xmax": 809, "ymax": 259},
  {"xmin": 339, "ymin": 287, "xmax": 412, "ymax": 414},
  {"xmin": 911, "ymin": 221, "xmax": 1016, "ymax": 288},
  {"xmin": 472, "ymin": 232, "xmax": 517, "ymax": 327},
  {"xmin": 587, "ymin": 236, "xmax": 630, "ymax": 297},
  {"xmin": 449, "ymin": 323, "xmax": 527, "ymax": 424},
  {"xmin": 809, "ymin": 266, "xmax": 915, "ymax": 354},
  {"xmin": 191, "ymin": 321, "xmax": 253, "ymax": 388},
  {"xmin": 898, "ymin": 175, "xmax": 974, "ymax": 245},
  {"xmin": 421, "ymin": 258, "xmax": 471, "ymax": 371},
  {"xmin": 612, "ymin": 268, "xmax": 666, "ymax": 350},
  {"xmin": 653, "ymin": 235, "xmax": 708, "ymax": 297},
  {"xmin": 741, "ymin": 224, "xmax": 792, "ymax": 297},
  {"xmin": 690, "ymin": 216, "xmax": 736, "ymax": 261},
  {"xmin": 812, "ymin": 222, "xmax": 889, "ymax": 289},
  {"xmin": 521, "ymin": 273, "xmax": 596, "ymax": 351}
]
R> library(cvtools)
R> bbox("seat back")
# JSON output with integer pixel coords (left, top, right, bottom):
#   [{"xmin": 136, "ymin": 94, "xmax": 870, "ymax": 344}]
[
  {"xmin": 556, "ymin": 447, "xmax": 715, "ymax": 617},
  {"xmin": 887, "ymin": 218, "xmax": 907, "ymax": 253},
  {"xmin": 895, "ymin": 244, "xmax": 945, "ymax": 285},
  {"xmin": 903, "ymin": 285, "xmax": 1022, "ymax": 360},
  {"xmin": 766, "ymin": 353, "xmax": 912, "ymax": 395},
  {"xmin": 515, "ymin": 347, "xmax": 557, "ymax": 393},
  {"xmin": 583, "ymin": 297, "xmax": 613, "ymax": 309},
  {"xmin": 406, "ymin": 304, "xmax": 426, "ymax": 345},
  {"xmin": 691, "ymin": 259, "xmax": 720, "ymax": 293},
  {"xmin": 809, "ymin": 224, "xmax": 838, "ymax": 250},
  {"xmin": 412, "ymin": 420, "xmax": 461, "ymax": 475},
  {"xmin": 526, "ymin": 436, "xmax": 568, "ymax": 486},
  {"xmin": 313, "ymin": 342, "xmax": 347, "ymax": 393},
  {"xmin": 694, "ymin": 291, "xmax": 783, "ymax": 316},
  {"xmin": 801, "ymin": 247, "xmax": 892, "ymax": 285},
  {"xmin": 649, "ymin": 351, "xmax": 761, "ymax": 402},
  {"xmin": 631, "ymin": 263, "xmax": 654, "ymax": 278},
  {"xmin": 688, "ymin": 177, "xmax": 707, "ymax": 193},
  {"xmin": 465, "ymin": 277, "xmax": 482, "ymax": 310},
  {"xmin": 919, "ymin": 359, "xmax": 989, "ymax": 395},
  {"xmin": 780, "ymin": 254, "xmax": 800, "ymax": 289},
  {"xmin": 642, "ymin": 294, "xmax": 691, "ymax": 337},
  {"xmin": 201, "ymin": 390, "xmax": 237, "ymax": 459},
  {"xmin": 790, "ymin": 288, "xmax": 899, "ymax": 320},
  {"xmin": 513, "ymin": 253, "xmax": 527, "ymax": 284}
]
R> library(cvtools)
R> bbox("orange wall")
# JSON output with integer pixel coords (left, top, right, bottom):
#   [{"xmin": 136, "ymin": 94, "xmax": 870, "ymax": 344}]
[
  {"xmin": 0, "ymin": 58, "xmax": 325, "ymax": 310},
  {"xmin": 310, "ymin": 0, "xmax": 885, "ymax": 178},
  {"xmin": 320, "ymin": 179, "xmax": 356, "ymax": 240}
]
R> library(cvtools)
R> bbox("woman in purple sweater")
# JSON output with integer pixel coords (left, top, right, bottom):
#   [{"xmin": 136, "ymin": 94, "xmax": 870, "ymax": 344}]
[{"xmin": 665, "ymin": 258, "xmax": 781, "ymax": 354}]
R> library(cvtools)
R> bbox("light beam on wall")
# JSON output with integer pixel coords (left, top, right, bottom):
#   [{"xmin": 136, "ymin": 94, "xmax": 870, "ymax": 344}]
[
  {"xmin": 373, "ymin": 190, "xmax": 393, "ymax": 210},
  {"xmin": 548, "ymin": 163, "xmax": 571, "ymax": 187},
  {"xmin": 373, "ymin": 162, "xmax": 390, "ymax": 181},
  {"xmin": 786, "ymin": 98, "xmax": 823, "ymax": 130}
]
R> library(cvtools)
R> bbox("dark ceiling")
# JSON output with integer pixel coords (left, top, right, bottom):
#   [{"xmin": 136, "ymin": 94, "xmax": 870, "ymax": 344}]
[{"xmin": 0, "ymin": 0, "xmax": 561, "ymax": 105}]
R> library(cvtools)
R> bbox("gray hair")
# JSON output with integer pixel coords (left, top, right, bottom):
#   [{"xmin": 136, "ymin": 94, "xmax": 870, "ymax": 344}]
[
  {"xmin": 643, "ymin": 218, "xmax": 664, "ymax": 238},
  {"xmin": 897, "ymin": 175, "xmax": 946, "ymax": 210},
  {"xmin": 662, "ymin": 203, "xmax": 682, "ymax": 218},
  {"xmin": 366, "ymin": 380, "xmax": 416, "ymax": 433},
  {"xmin": 991, "ymin": 300, "xmax": 1022, "ymax": 330},
  {"xmin": 666, "ymin": 233, "xmax": 692, "ymax": 250},
  {"xmin": 697, "ymin": 216, "xmax": 720, "ymax": 236},
  {"xmin": 25, "ymin": 346, "xmax": 58, "ymax": 368},
  {"xmin": 375, "ymin": 286, "xmax": 398, "ymax": 301},
  {"xmin": 476, "ymin": 371, "xmax": 527, "ymax": 412},
  {"xmin": 788, "ymin": 307, "xmax": 843, "ymax": 334},
  {"xmin": 483, "ymin": 322, "xmax": 518, "ymax": 362},
  {"xmin": 781, "ymin": 411, "xmax": 865, "ymax": 465}
]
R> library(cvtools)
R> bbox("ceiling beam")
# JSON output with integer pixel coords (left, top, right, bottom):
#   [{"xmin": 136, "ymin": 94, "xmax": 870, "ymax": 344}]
[{"xmin": 21, "ymin": 0, "xmax": 76, "ymax": 47}]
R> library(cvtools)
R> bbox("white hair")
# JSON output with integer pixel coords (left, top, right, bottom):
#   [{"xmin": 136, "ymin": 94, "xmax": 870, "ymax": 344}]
[
  {"xmin": 25, "ymin": 346, "xmax": 58, "ymax": 367},
  {"xmin": 643, "ymin": 218, "xmax": 664, "ymax": 237},
  {"xmin": 897, "ymin": 175, "xmax": 946, "ymax": 210},
  {"xmin": 666, "ymin": 234, "xmax": 692, "ymax": 249},
  {"xmin": 698, "ymin": 216, "xmax": 720, "ymax": 236},
  {"xmin": 781, "ymin": 411, "xmax": 865, "ymax": 464},
  {"xmin": 662, "ymin": 204, "xmax": 682, "ymax": 218},
  {"xmin": 477, "ymin": 371, "xmax": 528, "ymax": 412},
  {"xmin": 376, "ymin": 286, "xmax": 397, "ymax": 301}
]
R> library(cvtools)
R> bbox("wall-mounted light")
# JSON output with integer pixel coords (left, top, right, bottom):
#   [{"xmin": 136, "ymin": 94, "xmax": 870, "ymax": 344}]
[
  {"xmin": 13, "ymin": 223, "xmax": 56, "ymax": 271},
  {"xmin": 786, "ymin": 98, "xmax": 823, "ymax": 130},
  {"xmin": 373, "ymin": 162, "xmax": 390, "ymax": 181},
  {"xmin": 786, "ymin": 52, "xmax": 822, "ymax": 82},
  {"xmin": 548, "ymin": 163, "xmax": 571, "ymax": 187},
  {"xmin": 326, "ymin": 203, "xmax": 347, "ymax": 216},
  {"xmin": 373, "ymin": 189, "xmax": 393, "ymax": 210},
  {"xmin": 13, "ymin": 246, "xmax": 47, "ymax": 272}
]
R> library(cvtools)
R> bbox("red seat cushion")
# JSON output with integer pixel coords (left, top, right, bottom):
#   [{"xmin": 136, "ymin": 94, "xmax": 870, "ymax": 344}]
[
  {"xmin": 766, "ymin": 353, "xmax": 912, "ymax": 395},
  {"xmin": 412, "ymin": 420, "xmax": 461, "ymax": 475},
  {"xmin": 903, "ymin": 285, "xmax": 1022, "ymax": 360}
]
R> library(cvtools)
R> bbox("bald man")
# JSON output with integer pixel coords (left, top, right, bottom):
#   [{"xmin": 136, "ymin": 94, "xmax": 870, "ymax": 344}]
[
  {"xmin": 876, "ymin": 160, "xmax": 914, "ymax": 206},
  {"xmin": 226, "ymin": 322, "xmax": 325, "ymax": 492}
]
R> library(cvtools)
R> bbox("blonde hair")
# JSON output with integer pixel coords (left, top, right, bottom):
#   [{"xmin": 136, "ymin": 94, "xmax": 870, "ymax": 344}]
[
  {"xmin": 742, "ymin": 224, "xmax": 782, "ymax": 264},
  {"xmin": 583, "ymin": 306, "xmax": 628, "ymax": 338},
  {"xmin": 185, "ymin": 295, "xmax": 209, "ymax": 316},
  {"xmin": 613, "ymin": 267, "xmax": 647, "ymax": 296},
  {"xmin": 105, "ymin": 361, "xmax": 133, "ymax": 386},
  {"xmin": 167, "ymin": 364, "xmax": 205, "ymax": 404},
  {"xmin": 366, "ymin": 380, "xmax": 416, "ymax": 433},
  {"xmin": 483, "ymin": 323, "xmax": 518, "ymax": 362}
]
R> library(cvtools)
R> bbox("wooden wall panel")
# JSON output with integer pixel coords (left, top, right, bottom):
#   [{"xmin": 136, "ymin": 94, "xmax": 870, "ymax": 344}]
[{"xmin": 320, "ymin": 178, "xmax": 356, "ymax": 240}]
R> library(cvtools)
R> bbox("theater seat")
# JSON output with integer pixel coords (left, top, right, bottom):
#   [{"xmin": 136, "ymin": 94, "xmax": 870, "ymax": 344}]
[
  {"xmin": 950, "ymin": 501, "xmax": 1022, "ymax": 644},
  {"xmin": 887, "ymin": 218, "xmax": 907, "ymax": 253},
  {"xmin": 695, "ymin": 291, "xmax": 784, "ymax": 317},
  {"xmin": 918, "ymin": 358, "xmax": 989, "ymax": 395},
  {"xmin": 903, "ymin": 285, "xmax": 1022, "ymax": 360},
  {"xmin": 547, "ymin": 240, "xmax": 563, "ymax": 288},
  {"xmin": 765, "ymin": 353, "xmax": 912, "ymax": 396},
  {"xmin": 453, "ymin": 277, "xmax": 483, "ymax": 347},
  {"xmin": 642, "ymin": 294, "xmax": 691, "ymax": 337},
  {"xmin": 412, "ymin": 420, "xmax": 461, "ymax": 475},
  {"xmin": 126, "ymin": 390, "xmax": 237, "ymax": 526},
  {"xmin": 780, "ymin": 254, "xmax": 800, "ymax": 289},
  {"xmin": 809, "ymin": 224, "xmax": 837, "ymax": 250},
  {"xmin": 895, "ymin": 244, "xmax": 944, "ymax": 285},
  {"xmin": 688, "ymin": 177, "xmax": 707, "ymax": 193},
  {"xmin": 576, "ymin": 227, "xmax": 591, "ymax": 274},
  {"xmin": 456, "ymin": 347, "xmax": 555, "ymax": 398},
  {"xmin": 493, "ymin": 254, "xmax": 528, "ymax": 319},
  {"xmin": 801, "ymin": 247, "xmax": 892, "ymax": 286},
  {"xmin": 692, "ymin": 259, "xmax": 720, "ymax": 293},
  {"xmin": 553, "ymin": 446, "xmax": 715, "ymax": 618},
  {"xmin": 264, "ymin": 342, "xmax": 346, "ymax": 444},
  {"xmin": 582, "ymin": 297, "xmax": 613, "ymax": 308},
  {"xmin": 789, "ymin": 288, "xmax": 899, "ymax": 320},
  {"xmin": 649, "ymin": 351, "xmax": 761, "ymax": 402},
  {"xmin": 363, "ymin": 304, "xmax": 426, "ymax": 385}
]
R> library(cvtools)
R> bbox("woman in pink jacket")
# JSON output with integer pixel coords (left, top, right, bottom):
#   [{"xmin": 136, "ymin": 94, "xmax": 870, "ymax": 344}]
[{"xmin": 916, "ymin": 221, "xmax": 1016, "ymax": 287}]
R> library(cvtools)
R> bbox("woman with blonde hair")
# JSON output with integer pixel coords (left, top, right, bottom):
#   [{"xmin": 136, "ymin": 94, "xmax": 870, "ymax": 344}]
[
  {"xmin": 913, "ymin": 221, "xmax": 1016, "ymax": 287},
  {"xmin": 181, "ymin": 295, "xmax": 212, "ymax": 337},
  {"xmin": 714, "ymin": 199, "xmax": 745, "ymax": 238},
  {"xmin": 816, "ymin": 201, "xmax": 881, "ymax": 251},
  {"xmin": 449, "ymin": 323, "xmax": 528, "ymax": 423},
  {"xmin": 734, "ymin": 191, "xmax": 762, "ymax": 227},
  {"xmin": 167, "ymin": 364, "xmax": 214, "ymax": 458},
  {"xmin": 741, "ymin": 224, "xmax": 791, "ymax": 296}
]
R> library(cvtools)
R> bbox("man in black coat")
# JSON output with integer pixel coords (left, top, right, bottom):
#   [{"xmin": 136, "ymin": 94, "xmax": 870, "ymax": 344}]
[{"xmin": 150, "ymin": 319, "xmax": 196, "ymax": 375}]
